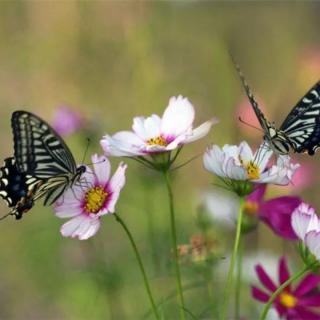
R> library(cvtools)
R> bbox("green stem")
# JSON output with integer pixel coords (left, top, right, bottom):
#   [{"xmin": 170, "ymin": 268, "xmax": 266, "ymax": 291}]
[
  {"xmin": 163, "ymin": 170, "xmax": 186, "ymax": 320},
  {"xmin": 259, "ymin": 264, "xmax": 312, "ymax": 320},
  {"xmin": 114, "ymin": 213, "xmax": 160, "ymax": 320},
  {"xmin": 220, "ymin": 197, "xmax": 245, "ymax": 320},
  {"xmin": 235, "ymin": 239, "xmax": 243, "ymax": 320}
]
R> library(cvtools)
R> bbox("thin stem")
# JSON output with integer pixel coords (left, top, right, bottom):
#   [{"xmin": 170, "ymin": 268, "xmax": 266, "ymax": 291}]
[
  {"xmin": 163, "ymin": 170, "xmax": 186, "ymax": 320},
  {"xmin": 220, "ymin": 197, "xmax": 245, "ymax": 320},
  {"xmin": 259, "ymin": 264, "xmax": 314, "ymax": 320},
  {"xmin": 114, "ymin": 213, "xmax": 160, "ymax": 320},
  {"xmin": 235, "ymin": 239, "xmax": 243, "ymax": 320}
]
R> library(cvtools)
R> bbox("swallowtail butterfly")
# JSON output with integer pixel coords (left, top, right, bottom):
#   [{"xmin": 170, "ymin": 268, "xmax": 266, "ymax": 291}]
[
  {"xmin": 235, "ymin": 65, "xmax": 320, "ymax": 155},
  {"xmin": 11, "ymin": 110, "xmax": 86, "ymax": 207}
]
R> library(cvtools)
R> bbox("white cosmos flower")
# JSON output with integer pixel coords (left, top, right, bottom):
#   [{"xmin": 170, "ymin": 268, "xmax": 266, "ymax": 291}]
[
  {"xmin": 203, "ymin": 141, "xmax": 299, "ymax": 185},
  {"xmin": 291, "ymin": 202, "xmax": 320, "ymax": 260},
  {"xmin": 100, "ymin": 95, "xmax": 217, "ymax": 157}
]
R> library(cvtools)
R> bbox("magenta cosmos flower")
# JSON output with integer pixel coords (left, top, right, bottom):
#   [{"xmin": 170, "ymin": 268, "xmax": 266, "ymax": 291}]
[
  {"xmin": 54, "ymin": 154, "xmax": 127, "ymax": 240},
  {"xmin": 246, "ymin": 184, "xmax": 301, "ymax": 240},
  {"xmin": 52, "ymin": 106, "xmax": 84, "ymax": 136},
  {"xmin": 100, "ymin": 95, "xmax": 217, "ymax": 157},
  {"xmin": 252, "ymin": 256, "xmax": 320, "ymax": 319}
]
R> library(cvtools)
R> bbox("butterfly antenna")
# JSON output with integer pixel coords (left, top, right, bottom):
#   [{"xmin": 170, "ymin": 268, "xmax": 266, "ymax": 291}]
[
  {"xmin": 238, "ymin": 117, "xmax": 263, "ymax": 133},
  {"xmin": 81, "ymin": 138, "xmax": 91, "ymax": 164}
]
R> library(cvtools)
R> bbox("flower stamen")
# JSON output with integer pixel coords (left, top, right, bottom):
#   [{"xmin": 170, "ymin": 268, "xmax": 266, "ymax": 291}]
[
  {"xmin": 85, "ymin": 187, "xmax": 108, "ymax": 213},
  {"xmin": 246, "ymin": 161, "xmax": 260, "ymax": 180},
  {"xmin": 146, "ymin": 135, "xmax": 168, "ymax": 147},
  {"xmin": 279, "ymin": 292, "xmax": 297, "ymax": 308}
]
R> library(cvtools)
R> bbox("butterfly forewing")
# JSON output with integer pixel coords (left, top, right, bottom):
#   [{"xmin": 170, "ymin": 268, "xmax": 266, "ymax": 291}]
[{"xmin": 12, "ymin": 111, "xmax": 77, "ymax": 179}]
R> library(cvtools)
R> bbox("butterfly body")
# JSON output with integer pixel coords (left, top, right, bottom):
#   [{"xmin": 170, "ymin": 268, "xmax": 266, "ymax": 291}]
[{"xmin": 234, "ymin": 63, "xmax": 320, "ymax": 155}]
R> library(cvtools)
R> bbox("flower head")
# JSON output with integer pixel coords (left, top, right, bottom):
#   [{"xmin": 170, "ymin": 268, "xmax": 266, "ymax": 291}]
[
  {"xmin": 203, "ymin": 141, "xmax": 299, "ymax": 196},
  {"xmin": 52, "ymin": 106, "xmax": 84, "ymax": 136},
  {"xmin": 291, "ymin": 202, "xmax": 320, "ymax": 262},
  {"xmin": 101, "ymin": 96, "xmax": 217, "ymax": 159},
  {"xmin": 203, "ymin": 184, "xmax": 301, "ymax": 239},
  {"xmin": 252, "ymin": 256, "xmax": 320, "ymax": 319},
  {"xmin": 54, "ymin": 154, "xmax": 127, "ymax": 240}
]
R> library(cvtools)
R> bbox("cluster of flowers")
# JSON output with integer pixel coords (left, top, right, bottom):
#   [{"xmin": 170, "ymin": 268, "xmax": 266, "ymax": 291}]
[{"xmin": 54, "ymin": 96, "xmax": 320, "ymax": 319}]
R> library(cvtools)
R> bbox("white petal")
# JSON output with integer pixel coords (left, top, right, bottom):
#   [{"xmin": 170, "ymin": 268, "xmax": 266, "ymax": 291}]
[
  {"xmin": 100, "ymin": 132, "xmax": 145, "ymax": 157},
  {"xmin": 203, "ymin": 189, "xmax": 240, "ymax": 227},
  {"xmin": 92, "ymin": 154, "xmax": 110, "ymax": 186},
  {"xmin": 203, "ymin": 145, "xmax": 225, "ymax": 177},
  {"xmin": 161, "ymin": 96, "xmax": 195, "ymax": 137},
  {"xmin": 305, "ymin": 231, "xmax": 320, "ymax": 260},
  {"xmin": 183, "ymin": 118, "xmax": 218, "ymax": 144},
  {"xmin": 107, "ymin": 162, "xmax": 127, "ymax": 213},
  {"xmin": 60, "ymin": 215, "xmax": 101, "ymax": 240},
  {"xmin": 224, "ymin": 157, "xmax": 246, "ymax": 180},
  {"xmin": 291, "ymin": 205, "xmax": 316, "ymax": 240},
  {"xmin": 238, "ymin": 141, "xmax": 254, "ymax": 164},
  {"xmin": 132, "ymin": 115, "xmax": 161, "ymax": 140},
  {"xmin": 254, "ymin": 143, "xmax": 273, "ymax": 172}
]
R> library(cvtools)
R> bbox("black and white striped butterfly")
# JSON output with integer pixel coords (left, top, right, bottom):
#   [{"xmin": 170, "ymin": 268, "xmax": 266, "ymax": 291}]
[
  {"xmin": 11, "ymin": 110, "xmax": 86, "ymax": 207},
  {"xmin": 235, "ymin": 65, "xmax": 320, "ymax": 155}
]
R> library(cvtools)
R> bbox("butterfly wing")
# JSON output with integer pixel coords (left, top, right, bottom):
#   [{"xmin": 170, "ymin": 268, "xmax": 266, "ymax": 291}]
[
  {"xmin": 234, "ymin": 63, "xmax": 275, "ymax": 135},
  {"xmin": 280, "ymin": 82, "xmax": 320, "ymax": 155},
  {"xmin": 12, "ymin": 111, "xmax": 77, "ymax": 179},
  {"xmin": 0, "ymin": 157, "xmax": 41, "ymax": 219}
]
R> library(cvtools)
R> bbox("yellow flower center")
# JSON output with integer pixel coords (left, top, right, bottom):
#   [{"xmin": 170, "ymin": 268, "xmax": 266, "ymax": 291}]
[
  {"xmin": 246, "ymin": 161, "xmax": 260, "ymax": 180},
  {"xmin": 243, "ymin": 201, "xmax": 259, "ymax": 216},
  {"xmin": 146, "ymin": 135, "xmax": 168, "ymax": 147},
  {"xmin": 85, "ymin": 187, "xmax": 108, "ymax": 213},
  {"xmin": 279, "ymin": 292, "xmax": 297, "ymax": 309}
]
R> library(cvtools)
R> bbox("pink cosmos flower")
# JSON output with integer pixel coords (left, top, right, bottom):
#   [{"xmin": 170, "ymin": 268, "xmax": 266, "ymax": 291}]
[
  {"xmin": 52, "ymin": 106, "xmax": 84, "ymax": 136},
  {"xmin": 252, "ymin": 256, "xmax": 320, "ymax": 319},
  {"xmin": 54, "ymin": 154, "xmax": 127, "ymax": 240},
  {"xmin": 100, "ymin": 95, "xmax": 217, "ymax": 157},
  {"xmin": 291, "ymin": 203, "xmax": 320, "ymax": 260}
]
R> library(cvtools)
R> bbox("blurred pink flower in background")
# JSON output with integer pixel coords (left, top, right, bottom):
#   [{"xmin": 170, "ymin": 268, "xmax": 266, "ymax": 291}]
[
  {"xmin": 252, "ymin": 256, "xmax": 320, "ymax": 319},
  {"xmin": 299, "ymin": 46, "xmax": 320, "ymax": 87},
  {"xmin": 235, "ymin": 97, "xmax": 269, "ymax": 137},
  {"xmin": 54, "ymin": 154, "xmax": 127, "ymax": 240},
  {"xmin": 52, "ymin": 106, "xmax": 85, "ymax": 136}
]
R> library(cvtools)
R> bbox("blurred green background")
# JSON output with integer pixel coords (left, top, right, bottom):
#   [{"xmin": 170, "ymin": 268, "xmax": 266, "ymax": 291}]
[{"xmin": 0, "ymin": 2, "xmax": 319, "ymax": 319}]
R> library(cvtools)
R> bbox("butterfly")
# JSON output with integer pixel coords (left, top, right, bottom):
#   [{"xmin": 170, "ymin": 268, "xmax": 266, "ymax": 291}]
[
  {"xmin": 11, "ymin": 111, "xmax": 86, "ymax": 208},
  {"xmin": 235, "ymin": 64, "xmax": 320, "ymax": 155},
  {"xmin": 0, "ymin": 157, "xmax": 41, "ymax": 220}
]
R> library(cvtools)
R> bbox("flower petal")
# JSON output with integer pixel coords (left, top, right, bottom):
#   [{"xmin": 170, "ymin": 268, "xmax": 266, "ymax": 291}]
[
  {"xmin": 278, "ymin": 257, "xmax": 291, "ymax": 286},
  {"xmin": 293, "ymin": 306, "xmax": 320, "ymax": 320},
  {"xmin": 294, "ymin": 274, "xmax": 320, "ymax": 296},
  {"xmin": 255, "ymin": 264, "xmax": 277, "ymax": 292},
  {"xmin": 251, "ymin": 286, "xmax": 270, "ymax": 302},
  {"xmin": 106, "ymin": 162, "xmax": 127, "ymax": 213},
  {"xmin": 100, "ymin": 132, "xmax": 145, "ymax": 157},
  {"xmin": 298, "ymin": 294, "xmax": 320, "ymax": 307},
  {"xmin": 92, "ymin": 154, "xmax": 110, "ymax": 186},
  {"xmin": 305, "ymin": 230, "xmax": 320, "ymax": 260},
  {"xmin": 291, "ymin": 203, "xmax": 317, "ymax": 240},
  {"xmin": 203, "ymin": 145, "xmax": 225, "ymax": 177},
  {"xmin": 60, "ymin": 215, "xmax": 101, "ymax": 240},
  {"xmin": 246, "ymin": 184, "xmax": 267, "ymax": 203},
  {"xmin": 259, "ymin": 196, "xmax": 301, "ymax": 240},
  {"xmin": 183, "ymin": 118, "xmax": 218, "ymax": 144},
  {"xmin": 161, "ymin": 96, "xmax": 195, "ymax": 137},
  {"xmin": 132, "ymin": 115, "xmax": 161, "ymax": 140}
]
